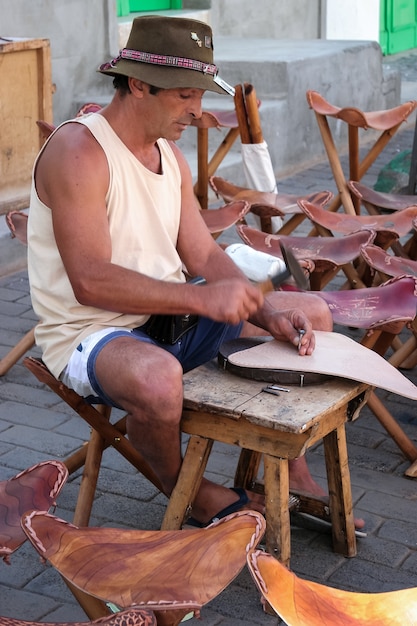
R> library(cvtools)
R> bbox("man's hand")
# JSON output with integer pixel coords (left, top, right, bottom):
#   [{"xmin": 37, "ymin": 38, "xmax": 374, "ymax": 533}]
[
  {"xmin": 196, "ymin": 279, "xmax": 264, "ymax": 325},
  {"xmin": 255, "ymin": 306, "xmax": 315, "ymax": 355}
]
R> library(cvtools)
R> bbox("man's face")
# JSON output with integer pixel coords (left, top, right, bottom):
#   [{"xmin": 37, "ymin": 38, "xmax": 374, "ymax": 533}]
[{"xmin": 143, "ymin": 86, "xmax": 205, "ymax": 141}]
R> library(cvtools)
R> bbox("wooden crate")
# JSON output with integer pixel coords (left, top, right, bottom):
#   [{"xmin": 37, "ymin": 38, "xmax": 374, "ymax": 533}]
[{"xmin": 0, "ymin": 37, "xmax": 53, "ymax": 215}]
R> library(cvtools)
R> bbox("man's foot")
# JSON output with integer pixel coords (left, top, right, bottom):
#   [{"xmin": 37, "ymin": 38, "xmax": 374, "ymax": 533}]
[
  {"xmin": 186, "ymin": 487, "xmax": 251, "ymax": 527},
  {"xmin": 187, "ymin": 479, "xmax": 264, "ymax": 527},
  {"xmin": 289, "ymin": 457, "xmax": 365, "ymax": 530}
]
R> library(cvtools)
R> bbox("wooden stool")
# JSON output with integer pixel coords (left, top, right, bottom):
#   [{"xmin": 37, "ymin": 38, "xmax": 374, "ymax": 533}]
[
  {"xmin": 23, "ymin": 357, "xmax": 163, "ymax": 528},
  {"xmin": 209, "ymin": 175, "xmax": 334, "ymax": 235},
  {"xmin": 247, "ymin": 549, "xmax": 417, "ymax": 626},
  {"xmin": 191, "ymin": 108, "xmax": 241, "ymax": 210},
  {"xmin": 298, "ymin": 199, "xmax": 417, "ymax": 286},
  {"xmin": 161, "ymin": 360, "xmax": 369, "ymax": 567},
  {"xmin": 306, "ymin": 90, "xmax": 417, "ymax": 215},
  {"xmin": 236, "ymin": 224, "xmax": 375, "ymax": 290}
]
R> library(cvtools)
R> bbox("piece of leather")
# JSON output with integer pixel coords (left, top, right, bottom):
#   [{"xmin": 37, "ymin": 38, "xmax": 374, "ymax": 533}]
[
  {"xmin": 348, "ymin": 181, "xmax": 417, "ymax": 212},
  {"xmin": 299, "ymin": 199, "xmax": 417, "ymax": 239},
  {"xmin": 21, "ymin": 509, "xmax": 265, "ymax": 614},
  {"xmin": 191, "ymin": 109, "xmax": 239, "ymax": 129},
  {"xmin": 237, "ymin": 225, "xmax": 375, "ymax": 272},
  {"xmin": 247, "ymin": 549, "xmax": 417, "ymax": 626},
  {"xmin": 227, "ymin": 330, "xmax": 417, "ymax": 400},
  {"xmin": 210, "ymin": 176, "xmax": 333, "ymax": 216},
  {"xmin": 0, "ymin": 460, "xmax": 68, "ymax": 561},
  {"xmin": 362, "ymin": 244, "xmax": 417, "ymax": 278},
  {"xmin": 200, "ymin": 200, "xmax": 250, "ymax": 234},
  {"xmin": 315, "ymin": 275, "xmax": 417, "ymax": 328},
  {"xmin": 306, "ymin": 90, "xmax": 417, "ymax": 131},
  {"xmin": 218, "ymin": 337, "xmax": 329, "ymax": 386},
  {"xmin": 0, "ymin": 610, "xmax": 157, "ymax": 626}
]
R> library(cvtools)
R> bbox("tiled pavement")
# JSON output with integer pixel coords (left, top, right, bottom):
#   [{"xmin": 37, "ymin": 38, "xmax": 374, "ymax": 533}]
[{"xmin": 1, "ymin": 61, "xmax": 417, "ymax": 625}]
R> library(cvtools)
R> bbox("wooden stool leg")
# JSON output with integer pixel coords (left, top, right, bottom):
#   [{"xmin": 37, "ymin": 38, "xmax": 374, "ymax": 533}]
[
  {"xmin": 72, "ymin": 405, "xmax": 110, "ymax": 527},
  {"xmin": 366, "ymin": 391, "xmax": 417, "ymax": 462},
  {"xmin": 323, "ymin": 424, "xmax": 356, "ymax": 557},
  {"xmin": 0, "ymin": 327, "xmax": 35, "ymax": 375},
  {"xmin": 195, "ymin": 127, "xmax": 209, "ymax": 210},
  {"xmin": 313, "ymin": 113, "xmax": 356, "ymax": 216},
  {"xmin": 235, "ymin": 448, "xmax": 262, "ymax": 492},
  {"xmin": 161, "ymin": 435, "xmax": 213, "ymax": 530},
  {"xmin": 263, "ymin": 455, "xmax": 290, "ymax": 567}
]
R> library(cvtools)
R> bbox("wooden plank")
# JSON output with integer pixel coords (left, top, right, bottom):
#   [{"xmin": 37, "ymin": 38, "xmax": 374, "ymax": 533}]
[{"xmin": 183, "ymin": 360, "xmax": 368, "ymax": 432}]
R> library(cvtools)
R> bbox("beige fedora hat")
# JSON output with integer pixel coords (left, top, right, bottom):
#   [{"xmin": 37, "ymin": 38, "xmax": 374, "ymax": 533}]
[{"xmin": 99, "ymin": 15, "xmax": 234, "ymax": 96}]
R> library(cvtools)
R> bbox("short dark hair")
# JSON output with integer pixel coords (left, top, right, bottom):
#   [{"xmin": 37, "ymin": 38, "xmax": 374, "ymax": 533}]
[
  {"xmin": 113, "ymin": 75, "xmax": 162, "ymax": 96},
  {"xmin": 113, "ymin": 74, "xmax": 131, "ymax": 94}
]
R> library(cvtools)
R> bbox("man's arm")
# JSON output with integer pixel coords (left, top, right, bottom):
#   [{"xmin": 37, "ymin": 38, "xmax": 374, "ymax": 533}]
[
  {"xmin": 35, "ymin": 123, "xmax": 262, "ymax": 324},
  {"xmin": 173, "ymin": 144, "xmax": 315, "ymax": 353}
]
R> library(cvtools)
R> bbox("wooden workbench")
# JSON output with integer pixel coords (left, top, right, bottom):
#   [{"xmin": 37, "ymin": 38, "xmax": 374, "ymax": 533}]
[{"xmin": 162, "ymin": 359, "xmax": 369, "ymax": 566}]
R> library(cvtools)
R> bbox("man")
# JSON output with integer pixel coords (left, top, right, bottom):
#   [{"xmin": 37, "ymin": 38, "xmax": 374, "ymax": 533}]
[{"xmin": 27, "ymin": 15, "xmax": 349, "ymax": 526}]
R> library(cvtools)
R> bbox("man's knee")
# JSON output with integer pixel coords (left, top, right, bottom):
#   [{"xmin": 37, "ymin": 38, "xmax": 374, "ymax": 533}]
[{"xmin": 308, "ymin": 294, "xmax": 333, "ymax": 331}]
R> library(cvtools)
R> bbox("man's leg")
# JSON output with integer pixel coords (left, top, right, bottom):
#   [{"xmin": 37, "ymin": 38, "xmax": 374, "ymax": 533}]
[{"xmin": 93, "ymin": 335, "xmax": 263, "ymax": 524}]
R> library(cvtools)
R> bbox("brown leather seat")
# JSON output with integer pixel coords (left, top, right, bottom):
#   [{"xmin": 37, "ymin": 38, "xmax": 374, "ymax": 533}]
[
  {"xmin": 210, "ymin": 175, "xmax": 333, "ymax": 234},
  {"xmin": 314, "ymin": 275, "xmax": 417, "ymax": 329},
  {"xmin": 361, "ymin": 243, "xmax": 417, "ymax": 279},
  {"xmin": 21, "ymin": 509, "xmax": 265, "ymax": 625},
  {"xmin": 306, "ymin": 90, "xmax": 417, "ymax": 216},
  {"xmin": 307, "ymin": 91, "xmax": 417, "ymax": 131},
  {"xmin": 348, "ymin": 181, "xmax": 417, "ymax": 213},
  {"xmin": 211, "ymin": 176, "xmax": 332, "ymax": 216},
  {"xmin": 298, "ymin": 199, "xmax": 417, "ymax": 249},
  {"xmin": 200, "ymin": 200, "xmax": 250, "ymax": 235},
  {"xmin": 236, "ymin": 224, "xmax": 375, "ymax": 272},
  {"xmin": 247, "ymin": 548, "xmax": 417, "ymax": 626},
  {"xmin": 0, "ymin": 460, "xmax": 68, "ymax": 563}
]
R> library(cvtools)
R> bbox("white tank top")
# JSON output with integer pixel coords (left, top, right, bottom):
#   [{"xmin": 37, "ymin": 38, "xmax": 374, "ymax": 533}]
[{"xmin": 28, "ymin": 113, "xmax": 183, "ymax": 377}]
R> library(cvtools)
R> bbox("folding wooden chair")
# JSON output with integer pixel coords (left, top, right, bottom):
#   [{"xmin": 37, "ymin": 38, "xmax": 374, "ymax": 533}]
[
  {"xmin": 306, "ymin": 90, "xmax": 417, "ymax": 215},
  {"xmin": 209, "ymin": 175, "xmax": 334, "ymax": 235},
  {"xmin": 23, "ymin": 356, "xmax": 163, "ymax": 529},
  {"xmin": 247, "ymin": 549, "xmax": 417, "ymax": 625},
  {"xmin": 236, "ymin": 224, "xmax": 375, "ymax": 290},
  {"xmin": 348, "ymin": 180, "xmax": 417, "ymax": 215},
  {"xmin": 191, "ymin": 108, "xmax": 241, "ymax": 210},
  {"xmin": 348, "ymin": 180, "xmax": 417, "ymax": 260},
  {"xmin": 298, "ymin": 198, "xmax": 417, "ymax": 287}
]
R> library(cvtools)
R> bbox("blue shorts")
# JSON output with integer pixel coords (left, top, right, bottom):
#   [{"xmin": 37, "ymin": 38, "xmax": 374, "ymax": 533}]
[{"xmin": 60, "ymin": 317, "xmax": 242, "ymax": 406}]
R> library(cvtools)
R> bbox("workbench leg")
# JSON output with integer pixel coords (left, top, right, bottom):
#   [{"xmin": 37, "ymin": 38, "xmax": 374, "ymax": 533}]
[
  {"xmin": 263, "ymin": 455, "xmax": 291, "ymax": 567},
  {"xmin": 161, "ymin": 435, "xmax": 213, "ymax": 530},
  {"xmin": 323, "ymin": 425, "xmax": 357, "ymax": 557}
]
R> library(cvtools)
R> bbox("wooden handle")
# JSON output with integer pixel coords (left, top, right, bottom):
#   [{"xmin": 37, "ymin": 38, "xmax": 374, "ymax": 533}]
[
  {"xmin": 244, "ymin": 83, "xmax": 263, "ymax": 143},
  {"xmin": 234, "ymin": 83, "xmax": 251, "ymax": 144}
]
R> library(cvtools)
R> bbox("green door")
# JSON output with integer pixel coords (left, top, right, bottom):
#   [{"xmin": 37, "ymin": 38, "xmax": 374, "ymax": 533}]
[
  {"xmin": 380, "ymin": 0, "xmax": 417, "ymax": 54},
  {"xmin": 117, "ymin": 0, "xmax": 182, "ymax": 16}
]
